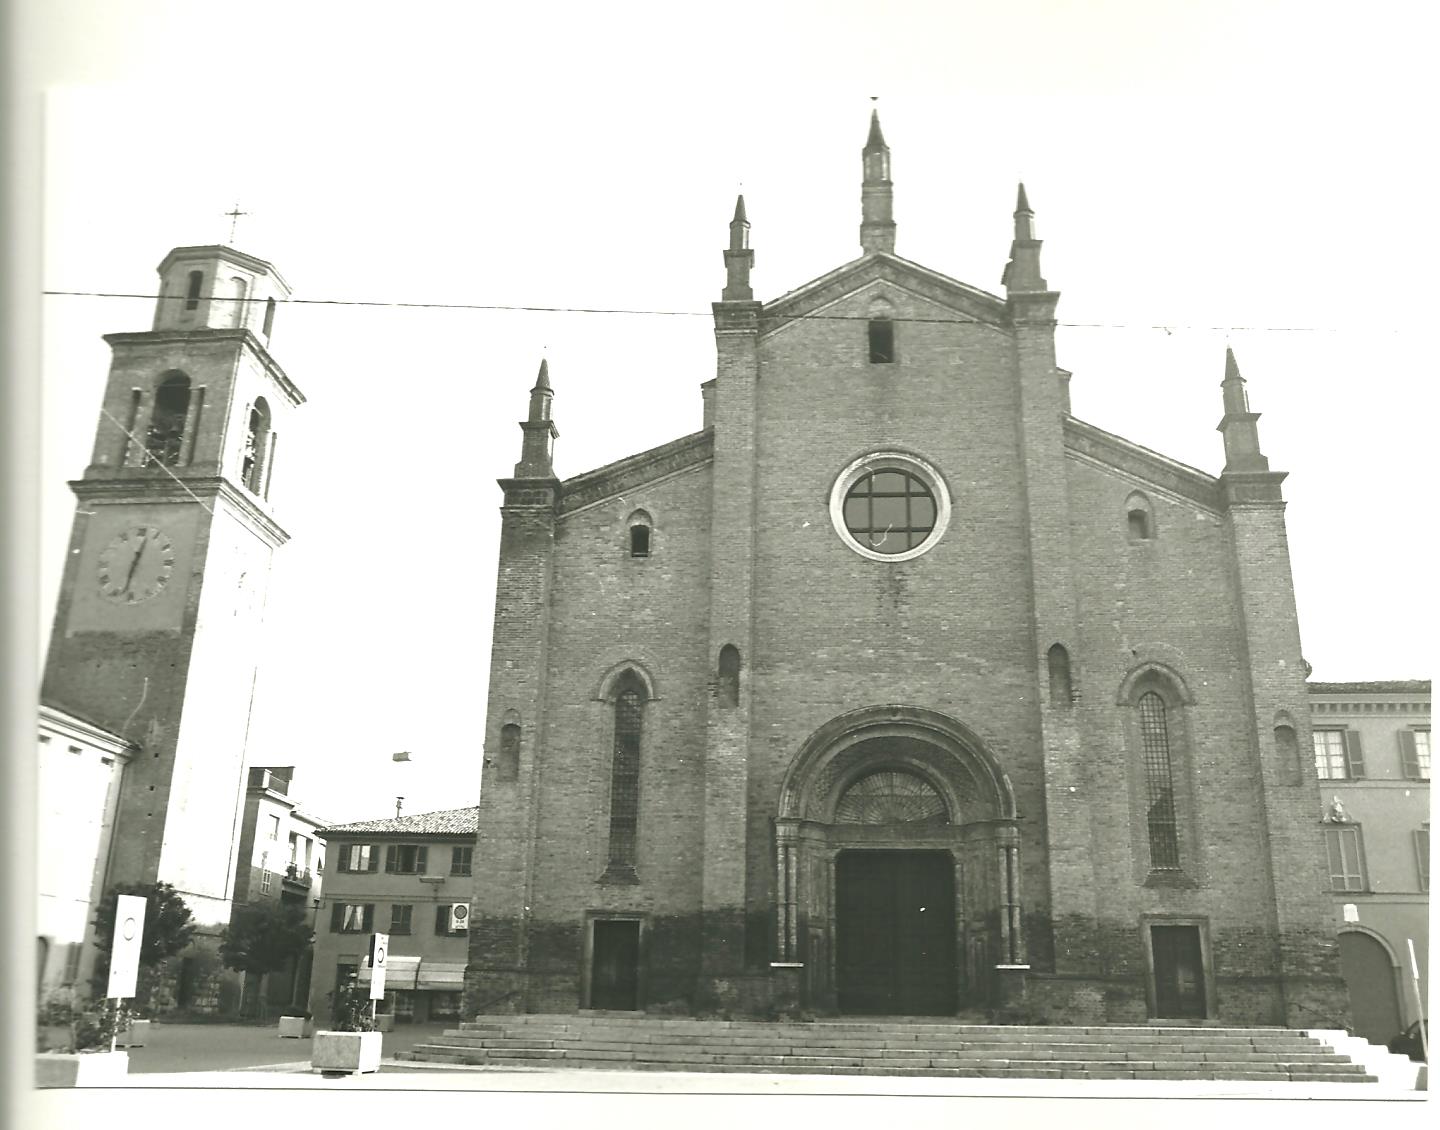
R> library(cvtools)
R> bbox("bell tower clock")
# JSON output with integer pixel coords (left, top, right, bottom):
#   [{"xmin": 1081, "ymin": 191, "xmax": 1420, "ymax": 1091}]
[{"xmin": 41, "ymin": 245, "xmax": 305, "ymax": 927}]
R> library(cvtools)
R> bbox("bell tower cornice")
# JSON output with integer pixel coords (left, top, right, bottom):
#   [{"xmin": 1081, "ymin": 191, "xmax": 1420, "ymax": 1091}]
[{"xmin": 104, "ymin": 328, "xmax": 306, "ymax": 407}]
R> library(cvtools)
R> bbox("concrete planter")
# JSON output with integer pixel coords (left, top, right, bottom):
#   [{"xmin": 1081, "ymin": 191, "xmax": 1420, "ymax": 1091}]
[
  {"xmin": 278, "ymin": 1015, "xmax": 311, "ymax": 1038},
  {"xmin": 375, "ymin": 1014, "xmax": 395, "ymax": 1033},
  {"xmin": 311, "ymin": 1030, "xmax": 382, "ymax": 1075},
  {"xmin": 119, "ymin": 1019, "xmax": 152, "ymax": 1047},
  {"xmin": 36, "ymin": 1050, "xmax": 130, "ymax": 1088}
]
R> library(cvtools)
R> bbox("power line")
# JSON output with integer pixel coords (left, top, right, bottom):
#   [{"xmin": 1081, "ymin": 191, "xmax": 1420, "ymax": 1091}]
[{"xmin": 42, "ymin": 289, "xmax": 1356, "ymax": 334}]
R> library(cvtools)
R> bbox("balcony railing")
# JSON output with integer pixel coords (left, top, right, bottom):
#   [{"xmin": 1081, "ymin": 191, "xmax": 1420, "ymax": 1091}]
[{"xmin": 283, "ymin": 864, "xmax": 313, "ymax": 888}]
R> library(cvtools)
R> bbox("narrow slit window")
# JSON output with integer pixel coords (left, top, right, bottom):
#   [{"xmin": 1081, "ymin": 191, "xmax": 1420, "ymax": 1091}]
[
  {"xmin": 868, "ymin": 318, "xmax": 895, "ymax": 363},
  {"xmin": 718, "ymin": 644, "xmax": 740, "ymax": 708},
  {"xmin": 262, "ymin": 296, "xmax": 277, "ymax": 338},
  {"xmin": 497, "ymin": 723, "xmax": 520, "ymax": 782},
  {"xmin": 185, "ymin": 270, "xmax": 203, "ymax": 311},
  {"xmin": 605, "ymin": 673, "xmax": 646, "ymax": 879}
]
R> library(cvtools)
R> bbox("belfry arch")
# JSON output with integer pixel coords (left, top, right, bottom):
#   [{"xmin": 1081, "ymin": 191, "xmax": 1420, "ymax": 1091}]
[{"xmin": 774, "ymin": 706, "xmax": 1023, "ymax": 1014}]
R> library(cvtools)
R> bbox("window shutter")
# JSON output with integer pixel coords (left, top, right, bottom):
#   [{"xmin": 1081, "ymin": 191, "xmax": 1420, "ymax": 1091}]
[
  {"xmin": 435, "ymin": 905, "xmax": 448, "ymax": 935},
  {"xmin": 1343, "ymin": 730, "xmax": 1365, "ymax": 779},
  {"xmin": 417, "ymin": 846, "xmax": 428, "ymax": 873},
  {"xmin": 364, "ymin": 904, "xmax": 374, "ymax": 931},
  {"xmin": 367, "ymin": 846, "xmax": 378, "ymax": 872},
  {"xmin": 385, "ymin": 845, "xmax": 397, "ymax": 872},
  {"xmin": 330, "ymin": 902, "xmax": 344, "ymax": 932},
  {"xmin": 1400, "ymin": 730, "xmax": 1420, "ymax": 778}
]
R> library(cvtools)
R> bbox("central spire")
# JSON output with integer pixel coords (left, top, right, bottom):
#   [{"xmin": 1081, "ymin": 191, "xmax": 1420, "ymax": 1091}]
[{"xmin": 860, "ymin": 109, "xmax": 896, "ymax": 256}]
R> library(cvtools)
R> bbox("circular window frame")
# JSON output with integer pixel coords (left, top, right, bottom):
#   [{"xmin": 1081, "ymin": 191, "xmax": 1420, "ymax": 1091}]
[{"xmin": 829, "ymin": 451, "xmax": 952, "ymax": 562}]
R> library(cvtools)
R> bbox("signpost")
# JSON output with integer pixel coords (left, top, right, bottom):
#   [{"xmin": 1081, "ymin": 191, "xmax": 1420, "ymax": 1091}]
[
  {"xmin": 367, "ymin": 932, "xmax": 389, "ymax": 1025},
  {"xmin": 107, "ymin": 895, "xmax": 146, "ymax": 1052}
]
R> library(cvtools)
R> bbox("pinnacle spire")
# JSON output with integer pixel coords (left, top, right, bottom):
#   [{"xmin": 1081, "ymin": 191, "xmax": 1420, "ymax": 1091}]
[
  {"xmin": 722, "ymin": 194, "xmax": 755, "ymax": 301},
  {"xmin": 1002, "ymin": 182, "xmax": 1047, "ymax": 293},
  {"xmin": 1016, "ymin": 182, "xmax": 1032, "ymax": 214},
  {"xmin": 1217, "ymin": 346, "xmax": 1270, "ymax": 475},
  {"xmin": 860, "ymin": 111, "xmax": 895, "ymax": 255},
  {"xmin": 732, "ymin": 194, "xmax": 748, "ymax": 224},
  {"xmin": 533, "ymin": 357, "xmax": 551, "ymax": 393},
  {"xmin": 515, "ymin": 357, "xmax": 558, "ymax": 477}
]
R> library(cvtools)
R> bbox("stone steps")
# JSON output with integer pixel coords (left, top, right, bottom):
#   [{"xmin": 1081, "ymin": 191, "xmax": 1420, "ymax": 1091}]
[{"xmin": 396, "ymin": 1016, "xmax": 1377, "ymax": 1083}]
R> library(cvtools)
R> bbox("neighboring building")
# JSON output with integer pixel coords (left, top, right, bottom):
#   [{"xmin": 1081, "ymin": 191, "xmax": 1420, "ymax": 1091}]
[
  {"xmin": 230, "ymin": 766, "xmax": 328, "ymax": 1016},
  {"xmin": 467, "ymin": 113, "xmax": 1348, "ymax": 1026},
  {"xmin": 310, "ymin": 807, "xmax": 477, "ymax": 1025},
  {"xmin": 1308, "ymin": 681, "xmax": 1430, "ymax": 1043},
  {"xmin": 35, "ymin": 705, "xmax": 136, "ymax": 1001},
  {"xmin": 39, "ymin": 244, "xmax": 304, "ymax": 1010}
]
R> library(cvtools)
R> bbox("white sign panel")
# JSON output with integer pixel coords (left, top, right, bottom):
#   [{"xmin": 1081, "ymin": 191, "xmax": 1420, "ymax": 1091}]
[
  {"xmin": 107, "ymin": 894, "xmax": 147, "ymax": 1000},
  {"xmin": 368, "ymin": 931, "xmax": 389, "ymax": 1001}
]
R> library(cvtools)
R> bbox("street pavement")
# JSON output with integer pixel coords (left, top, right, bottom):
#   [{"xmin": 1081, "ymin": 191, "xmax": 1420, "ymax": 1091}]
[{"xmin": 123, "ymin": 1020, "xmax": 453, "ymax": 1074}]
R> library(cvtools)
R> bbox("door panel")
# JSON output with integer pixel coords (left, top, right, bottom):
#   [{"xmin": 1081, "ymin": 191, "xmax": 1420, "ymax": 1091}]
[
  {"xmin": 1338, "ymin": 932, "xmax": 1401, "ymax": 1043},
  {"xmin": 1151, "ymin": 925, "xmax": 1206, "ymax": 1019},
  {"xmin": 836, "ymin": 851, "xmax": 955, "ymax": 1015},
  {"xmin": 590, "ymin": 920, "xmax": 640, "ymax": 1010}
]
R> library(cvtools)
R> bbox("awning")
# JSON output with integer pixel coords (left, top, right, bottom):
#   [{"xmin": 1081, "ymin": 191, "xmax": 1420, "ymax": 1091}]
[
  {"xmin": 357, "ymin": 954, "xmax": 419, "ymax": 990},
  {"xmin": 416, "ymin": 962, "xmax": 465, "ymax": 991}
]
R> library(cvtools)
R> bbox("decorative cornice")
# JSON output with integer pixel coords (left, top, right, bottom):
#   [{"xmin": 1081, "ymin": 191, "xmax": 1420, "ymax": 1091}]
[
  {"xmin": 105, "ymin": 328, "xmax": 305, "ymax": 406},
  {"xmin": 760, "ymin": 254, "xmax": 1009, "ymax": 339},
  {"xmin": 557, "ymin": 430, "xmax": 713, "ymax": 516},
  {"xmin": 69, "ymin": 476, "xmax": 292, "ymax": 546},
  {"xmin": 1063, "ymin": 416, "xmax": 1223, "ymax": 510},
  {"xmin": 39, "ymin": 703, "xmax": 139, "ymax": 757}
]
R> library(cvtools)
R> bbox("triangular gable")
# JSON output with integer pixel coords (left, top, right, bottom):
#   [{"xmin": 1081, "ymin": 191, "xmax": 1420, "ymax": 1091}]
[
  {"xmin": 1063, "ymin": 416, "xmax": 1222, "ymax": 511},
  {"xmin": 761, "ymin": 252, "xmax": 1009, "ymax": 339},
  {"xmin": 558, "ymin": 429, "xmax": 713, "ymax": 516}
]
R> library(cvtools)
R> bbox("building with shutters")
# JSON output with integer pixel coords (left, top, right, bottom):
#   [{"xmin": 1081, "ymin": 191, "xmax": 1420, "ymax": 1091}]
[
  {"xmin": 309, "ymin": 807, "xmax": 477, "ymax": 1025},
  {"xmin": 465, "ymin": 112, "xmax": 1351, "ymax": 1027},
  {"xmin": 1308, "ymin": 681, "xmax": 1430, "ymax": 1044}
]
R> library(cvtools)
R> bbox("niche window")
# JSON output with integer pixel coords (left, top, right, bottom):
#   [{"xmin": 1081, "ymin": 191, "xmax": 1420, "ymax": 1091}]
[
  {"xmin": 262, "ymin": 296, "xmax": 277, "ymax": 339},
  {"xmin": 868, "ymin": 318, "xmax": 895, "ymax": 363},
  {"xmin": 603, "ymin": 672, "xmax": 647, "ymax": 881},
  {"xmin": 1273, "ymin": 722, "xmax": 1301, "ymax": 784},
  {"xmin": 497, "ymin": 723, "xmax": 520, "ymax": 782},
  {"xmin": 718, "ymin": 645, "xmax": 740, "ymax": 708},
  {"xmin": 1047, "ymin": 643, "xmax": 1074, "ymax": 706},
  {"xmin": 144, "ymin": 373, "xmax": 192, "ymax": 467},
  {"xmin": 627, "ymin": 510, "xmax": 653, "ymax": 558},
  {"xmin": 1126, "ymin": 492, "xmax": 1154, "ymax": 541},
  {"xmin": 184, "ymin": 270, "xmax": 203, "ymax": 311}
]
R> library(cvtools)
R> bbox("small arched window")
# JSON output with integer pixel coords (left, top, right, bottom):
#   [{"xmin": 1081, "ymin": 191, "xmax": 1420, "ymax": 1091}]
[
  {"xmin": 1274, "ymin": 722, "xmax": 1301, "ymax": 786},
  {"xmin": 145, "ymin": 373, "xmax": 191, "ymax": 467},
  {"xmin": 627, "ymin": 510, "xmax": 653, "ymax": 558},
  {"xmin": 718, "ymin": 645, "xmax": 740, "ymax": 708},
  {"xmin": 223, "ymin": 276, "xmax": 248, "ymax": 328},
  {"xmin": 262, "ymin": 296, "xmax": 277, "ymax": 339},
  {"xmin": 604, "ymin": 671, "xmax": 647, "ymax": 880},
  {"xmin": 241, "ymin": 397, "xmax": 272, "ymax": 493},
  {"xmin": 184, "ymin": 270, "xmax": 203, "ymax": 311},
  {"xmin": 1126, "ymin": 491, "xmax": 1154, "ymax": 541},
  {"xmin": 1047, "ymin": 643, "xmax": 1073, "ymax": 707},
  {"xmin": 1139, "ymin": 691, "xmax": 1180, "ymax": 869},
  {"xmin": 497, "ymin": 723, "xmax": 521, "ymax": 782}
]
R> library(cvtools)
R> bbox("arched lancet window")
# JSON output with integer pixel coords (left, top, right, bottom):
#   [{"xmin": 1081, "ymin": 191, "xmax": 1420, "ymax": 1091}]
[
  {"xmin": 222, "ymin": 275, "xmax": 248, "ymax": 328},
  {"xmin": 497, "ymin": 723, "xmax": 520, "ymax": 782},
  {"xmin": 242, "ymin": 397, "xmax": 272, "ymax": 493},
  {"xmin": 1139, "ymin": 691, "xmax": 1180, "ymax": 869},
  {"xmin": 1047, "ymin": 643, "xmax": 1073, "ymax": 707},
  {"xmin": 1126, "ymin": 491, "xmax": 1155, "ymax": 541},
  {"xmin": 627, "ymin": 510, "xmax": 652, "ymax": 558},
  {"xmin": 605, "ymin": 671, "xmax": 647, "ymax": 878},
  {"xmin": 718, "ymin": 645, "xmax": 740, "ymax": 708},
  {"xmin": 184, "ymin": 270, "xmax": 203, "ymax": 311},
  {"xmin": 867, "ymin": 297, "xmax": 896, "ymax": 364},
  {"xmin": 1274, "ymin": 715, "xmax": 1301, "ymax": 786},
  {"xmin": 262, "ymin": 296, "xmax": 277, "ymax": 339},
  {"xmin": 834, "ymin": 770, "xmax": 948, "ymax": 825},
  {"xmin": 145, "ymin": 373, "xmax": 191, "ymax": 466}
]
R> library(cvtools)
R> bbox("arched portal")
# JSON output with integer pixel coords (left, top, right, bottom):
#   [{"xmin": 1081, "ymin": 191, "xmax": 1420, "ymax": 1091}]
[
  {"xmin": 1338, "ymin": 929, "xmax": 1403, "ymax": 1043},
  {"xmin": 775, "ymin": 706, "xmax": 1020, "ymax": 1014}
]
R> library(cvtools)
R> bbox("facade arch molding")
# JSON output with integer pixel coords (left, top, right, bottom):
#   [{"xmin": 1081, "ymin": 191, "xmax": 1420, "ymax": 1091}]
[
  {"xmin": 593, "ymin": 658, "xmax": 660, "ymax": 703},
  {"xmin": 1117, "ymin": 659, "xmax": 1195, "ymax": 706}
]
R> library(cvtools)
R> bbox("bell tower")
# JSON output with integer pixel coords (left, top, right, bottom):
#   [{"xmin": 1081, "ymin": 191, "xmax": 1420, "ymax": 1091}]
[{"xmin": 41, "ymin": 244, "xmax": 305, "ymax": 927}]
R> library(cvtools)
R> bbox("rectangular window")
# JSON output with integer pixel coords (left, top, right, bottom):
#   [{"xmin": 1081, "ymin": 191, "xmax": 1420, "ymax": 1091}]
[
  {"xmin": 389, "ymin": 904, "xmax": 413, "ymax": 935},
  {"xmin": 1314, "ymin": 730, "xmax": 1364, "ymax": 779},
  {"xmin": 1323, "ymin": 825, "xmax": 1366, "ymax": 892},
  {"xmin": 332, "ymin": 903, "xmax": 375, "ymax": 933},
  {"xmin": 868, "ymin": 318, "xmax": 895, "ymax": 363},
  {"xmin": 1400, "ymin": 729, "xmax": 1431, "ymax": 780},
  {"xmin": 450, "ymin": 846, "xmax": 473, "ymax": 876},
  {"xmin": 267, "ymin": 814, "xmax": 281, "ymax": 840},
  {"xmin": 340, "ymin": 844, "xmax": 375, "ymax": 873},
  {"xmin": 62, "ymin": 943, "xmax": 83, "ymax": 985},
  {"xmin": 259, "ymin": 869, "xmax": 272, "ymax": 894},
  {"xmin": 1416, "ymin": 826, "xmax": 1430, "ymax": 892},
  {"xmin": 384, "ymin": 844, "xmax": 428, "ymax": 874}
]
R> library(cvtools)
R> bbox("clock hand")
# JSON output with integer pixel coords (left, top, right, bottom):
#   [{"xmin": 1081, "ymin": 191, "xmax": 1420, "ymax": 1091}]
[{"xmin": 121, "ymin": 531, "xmax": 148, "ymax": 596}]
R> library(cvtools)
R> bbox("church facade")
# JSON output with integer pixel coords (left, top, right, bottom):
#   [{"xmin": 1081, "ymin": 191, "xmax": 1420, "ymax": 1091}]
[{"xmin": 466, "ymin": 114, "xmax": 1347, "ymax": 1026}]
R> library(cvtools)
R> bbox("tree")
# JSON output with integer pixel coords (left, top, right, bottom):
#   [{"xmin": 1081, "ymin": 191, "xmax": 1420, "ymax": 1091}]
[
  {"xmin": 219, "ymin": 901, "xmax": 312, "ymax": 1015},
  {"xmin": 89, "ymin": 881, "xmax": 197, "ymax": 1002}
]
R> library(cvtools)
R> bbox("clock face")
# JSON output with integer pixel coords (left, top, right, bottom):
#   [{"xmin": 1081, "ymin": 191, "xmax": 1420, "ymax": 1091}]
[{"xmin": 97, "ymin": 525, "xmax": 176, "ymax": 604}]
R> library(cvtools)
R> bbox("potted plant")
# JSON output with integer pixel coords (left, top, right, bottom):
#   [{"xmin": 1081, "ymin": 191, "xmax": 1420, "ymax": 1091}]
[
  {"xmin": 311, "ymin": 982, "xmax": 382, "ymax": 1075},
  {"xmin": 35, "ymin": 997, "xmax": 132, "ymax": 1088}
]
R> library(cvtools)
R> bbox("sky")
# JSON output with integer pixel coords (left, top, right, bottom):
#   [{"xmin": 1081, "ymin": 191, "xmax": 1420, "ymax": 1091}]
[{"xmin": 24, "ymin": 1, "xmax": 1437, "ymax": 825}]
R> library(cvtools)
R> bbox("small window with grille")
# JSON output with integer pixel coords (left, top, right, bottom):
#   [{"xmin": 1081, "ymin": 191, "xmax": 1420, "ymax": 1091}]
[
  {"xmin": 603, "ymin": 673, "xmax": 646, "ymax": 881},
  {"xmin": 1139, "ymin": 691, "xmax": 1180, "ymax": 870}
]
